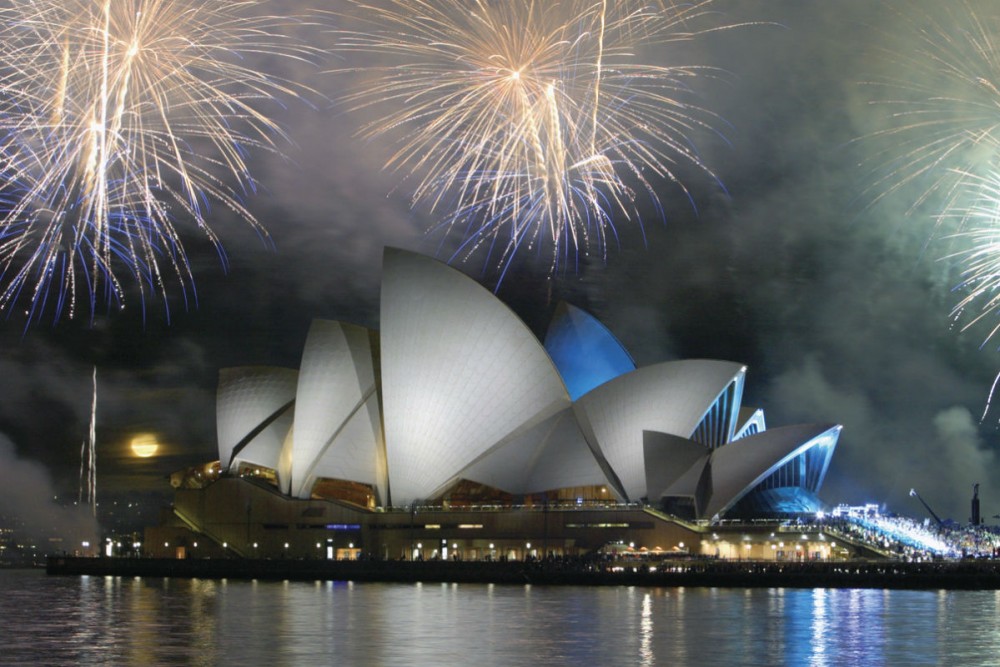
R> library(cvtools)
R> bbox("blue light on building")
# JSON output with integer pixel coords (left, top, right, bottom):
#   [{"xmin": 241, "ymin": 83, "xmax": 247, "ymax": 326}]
[{"xmin": 544, "ymin": 302, "xmax": 636, "ymax": 400}]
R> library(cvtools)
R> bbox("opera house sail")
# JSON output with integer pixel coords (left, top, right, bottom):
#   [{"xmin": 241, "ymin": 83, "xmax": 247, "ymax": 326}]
[{"xmin": 164, "ymin": 247, "xmax": 842, "ymax": 560}]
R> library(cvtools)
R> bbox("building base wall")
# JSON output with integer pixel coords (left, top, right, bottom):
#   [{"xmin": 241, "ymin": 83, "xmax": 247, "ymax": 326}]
[{"xmin": 145, "ymin": 478, "xmax": 849, "ymax": 562}]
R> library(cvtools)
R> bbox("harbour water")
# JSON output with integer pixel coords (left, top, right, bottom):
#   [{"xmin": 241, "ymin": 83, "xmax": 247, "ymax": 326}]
[{"xmin": 3, "ymin": 569, "xmax": 1000, "ymax": 666}]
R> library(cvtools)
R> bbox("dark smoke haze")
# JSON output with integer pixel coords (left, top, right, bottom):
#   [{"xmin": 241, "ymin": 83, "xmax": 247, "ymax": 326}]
[{"xmin": 0, "ymin": 1, "xmax": 997, "ymax": 524}]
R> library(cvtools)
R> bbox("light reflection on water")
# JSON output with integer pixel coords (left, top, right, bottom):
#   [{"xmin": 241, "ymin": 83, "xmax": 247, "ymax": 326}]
[{"xmin": 2, "ymin": 569, "xmax": 999, "ymax": 666}]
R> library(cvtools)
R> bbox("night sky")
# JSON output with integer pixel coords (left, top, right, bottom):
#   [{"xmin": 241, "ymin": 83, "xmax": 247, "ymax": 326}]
[{"xmin": 2, "ymin": 0, "xmax": 998, "ymax": 528}]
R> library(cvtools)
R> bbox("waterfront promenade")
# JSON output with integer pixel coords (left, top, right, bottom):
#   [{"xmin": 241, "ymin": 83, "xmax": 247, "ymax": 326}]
[{"xmin": 46, "ymin": 556, "xmax": 1000, "ymax": 590}]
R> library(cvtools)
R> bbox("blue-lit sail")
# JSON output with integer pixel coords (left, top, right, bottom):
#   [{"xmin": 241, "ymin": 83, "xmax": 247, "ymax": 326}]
[{"xmin": 544, "ymin": 302, "xmax": 636, "ymax": 400}]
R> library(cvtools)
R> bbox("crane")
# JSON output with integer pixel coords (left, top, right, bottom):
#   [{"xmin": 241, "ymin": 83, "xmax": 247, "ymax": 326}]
[{"xmin": 909, "ymin": 488, "xmax": 944, "ymax": 527}]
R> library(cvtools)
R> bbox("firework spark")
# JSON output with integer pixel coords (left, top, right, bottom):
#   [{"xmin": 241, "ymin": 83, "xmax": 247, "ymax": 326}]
[
  {"xmin": 862, "ymin": 1, "xmax": 1000, "ymax": 216},
  {"xmin": 0, "ymin": 0, "xmax": 318, "ymax": 324},
  {"xmin": 333, "ymin": 0, "xmax": 738, "ymax": 282},
  {"xmin": 863, "ymin": 2, "xmax": 1000, "ymax": 337},
  {"xmin": 949, "ymin": 171, "xmax": 1000, "ymax": 342},
  {"xmin": 863, "ymin": 2, "xmax": 1000, "ymax": 418}
]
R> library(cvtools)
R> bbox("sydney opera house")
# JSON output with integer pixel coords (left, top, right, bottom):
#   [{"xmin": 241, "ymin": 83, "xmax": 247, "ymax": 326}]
[{"xmin": 149, "ymin": 248, "xmax": 843, "ymax": 561}]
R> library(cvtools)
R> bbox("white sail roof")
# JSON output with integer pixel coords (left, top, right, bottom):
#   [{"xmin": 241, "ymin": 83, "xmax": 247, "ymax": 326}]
[
  {"xmin": 380, "ymin": 247, "xmax": 571, "ymax": 505},
  {"xmin": 216, "ymin": 366, "xmax": 297, "ymax": 493},
  {"xmin": 290, "ymin": 320, "xmax": 384, "ymax": 500},
  {"xmin": 574, "ymin": 360, "xmax": 746, "ymax": 500},
  {"xmin": 455, "ymin": 408, "xmax": 610, "ymax": 495}
]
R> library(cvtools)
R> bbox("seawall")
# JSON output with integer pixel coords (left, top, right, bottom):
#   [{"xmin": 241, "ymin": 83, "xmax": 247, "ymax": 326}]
[{"xmin": 46, "ymin": 556, "xmax": 1000, "ymax": 589}]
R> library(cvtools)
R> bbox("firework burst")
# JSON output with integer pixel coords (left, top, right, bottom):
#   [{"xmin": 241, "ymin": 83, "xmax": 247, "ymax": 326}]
[
  {"xmin": 949, "ymin": 171, "xmax": 1000, "ymax": 327},
  {"xmin": 863, "ymin": 2, "xmax": 1000, "ymax": 418},
  {"xmin": 863, "ymin": 2, "xmax": 1000, "ymax": 335},
  {"xmin": 0, "ymin": 0, "xmax": 318, "ymax": 324},
  {"xmin": 862, "ymin": 1, "xmax": 1000, "ymax": 216},
  {"xmin": 332, "ymin": 0, "xmax": 738, "ymax": 282}
]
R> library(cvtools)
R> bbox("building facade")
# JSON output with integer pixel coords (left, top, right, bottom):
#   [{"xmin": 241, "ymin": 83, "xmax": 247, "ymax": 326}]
[{"xmin": 149, "ymin": 247, "xmax": 843, "ymax": 560}]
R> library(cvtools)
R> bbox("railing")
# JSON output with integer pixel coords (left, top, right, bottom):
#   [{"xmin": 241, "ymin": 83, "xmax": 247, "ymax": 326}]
[
  {"xmin": 171, "ymin": 506, "xmax": 245, "ymax": 557},
  {"xmin": 380, "ymin": 501, "xmax": 647, "ymax": 514},
  {"xmin": 642, "ymin": 506, "xmax": 702, "ymax": 531},
  {"xmin": 820, "ymin": 525, "xmax": 897, "ymax": 559}
]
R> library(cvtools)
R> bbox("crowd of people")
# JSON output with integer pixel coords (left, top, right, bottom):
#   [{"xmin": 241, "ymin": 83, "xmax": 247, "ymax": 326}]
[{"xmin": 825, "ymin": 504, "xmax": 1000, "ymax": 560}]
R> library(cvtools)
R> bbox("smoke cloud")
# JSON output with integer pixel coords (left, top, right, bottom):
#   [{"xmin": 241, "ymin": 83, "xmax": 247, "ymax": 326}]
[
  {"xmin": 0, "ymin": 434, "xmax": 99, "ymax": 554},
  {"xmin": 1, "ymin": 0, "xmax": 999, "ymax": 525}
]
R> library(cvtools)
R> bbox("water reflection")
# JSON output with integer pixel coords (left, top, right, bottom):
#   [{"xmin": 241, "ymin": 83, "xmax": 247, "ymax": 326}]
[
  {"xmin": 810, "ymin": 588, "xmax": 828, "ymax": 666},
  {"xmin": 639, "ymin": 592, "xmax": 653, "ymax": 666},
  {"xmin": 4, "ymin": 570, "xmax": 1000, "ymax": 665}
]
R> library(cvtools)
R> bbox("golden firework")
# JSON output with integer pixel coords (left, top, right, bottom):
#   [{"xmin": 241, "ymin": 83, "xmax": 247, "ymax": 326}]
[
  {"xmin": 333, "ymin": 0, "xmax": 738, "ymax": 279},
  {"xmin": 0, "ymin": 0, "xmax": 318, "ymax": 323}
]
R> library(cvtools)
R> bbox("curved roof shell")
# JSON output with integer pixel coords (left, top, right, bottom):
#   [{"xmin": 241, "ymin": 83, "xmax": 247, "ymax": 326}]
[
  {"xmin": 216, "ymin": 366, "xmax": 297, "ymax": 494},
  {"xmin": 573, "ymin": 360, "xmax": 746, "ymax": 501},
  {"xmin": 214, "ymin": 248, "xmax": 842, "ymax": 520},
  {"xmin": 454, "ymin": 408, "xmax": 610, "ymax": 495},
  {"xmin": 290, "ymin": 320, "xmax": 384, "ymax": 500},
  {"xmin": 703, "ymin": 423, "xmax": 842, "ymax": 519},
  {"xmin": 733, "ymin": 407, "xmax": 767, "ymax": 441},
  {"xmin": 380, "ymin": 248, "xmax": 572, "ymax": 505},
  {"xmin": 642, "ymin": 430, "xmax": 712, "ymax": 502}
]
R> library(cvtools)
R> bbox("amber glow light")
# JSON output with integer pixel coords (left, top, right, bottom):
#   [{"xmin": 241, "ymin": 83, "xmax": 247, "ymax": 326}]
[{"xmin": 130, "ymin": 434, "xmax": 159, "ymax": 458}]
